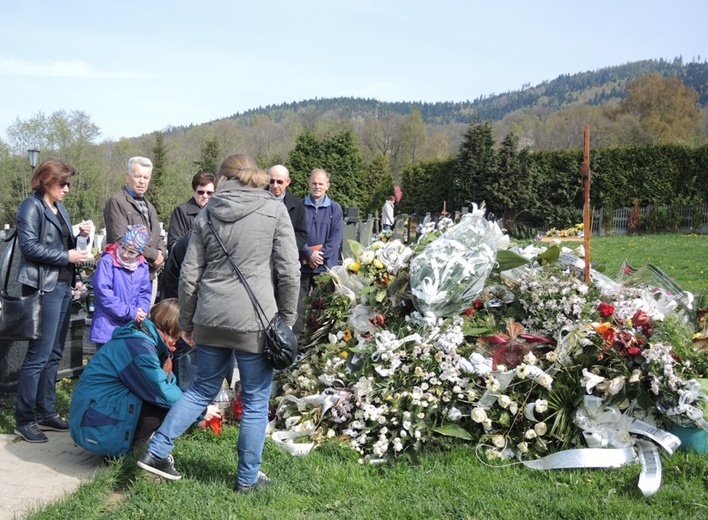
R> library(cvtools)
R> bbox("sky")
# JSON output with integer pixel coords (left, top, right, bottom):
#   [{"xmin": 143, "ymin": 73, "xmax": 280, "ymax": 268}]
[{"xmin": 1, "ymin": 0, "xmax": 705, "ymax": 143}]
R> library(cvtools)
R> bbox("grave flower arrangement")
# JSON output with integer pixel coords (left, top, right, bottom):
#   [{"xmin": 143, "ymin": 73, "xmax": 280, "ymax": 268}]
[{"xmin": 273, "ymin": 205, "xmax": 707, "ymax": 472}]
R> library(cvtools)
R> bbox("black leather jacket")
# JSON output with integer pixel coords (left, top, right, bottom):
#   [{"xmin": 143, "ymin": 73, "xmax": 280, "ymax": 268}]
[{"xmin": 16, "ymin": 192, "xmax": 75, "ymax": 291}]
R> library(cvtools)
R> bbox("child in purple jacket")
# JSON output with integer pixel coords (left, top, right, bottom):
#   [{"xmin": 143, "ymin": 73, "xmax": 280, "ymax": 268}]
[{"xmin": 89, "ymin": 224, "xmax": 152, "ymax": 348}]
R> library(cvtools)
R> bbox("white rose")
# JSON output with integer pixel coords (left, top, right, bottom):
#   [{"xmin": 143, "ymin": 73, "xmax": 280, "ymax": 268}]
[
  {"xmin": 534, "ymin": 399, "xmax": 548, "ymax": 414},
  {"xmin": 534, "ymin": 422, "xmax": 548, "ymax": 436},
  {"xmin": 361, "ymin": 250, "xmax": 375, "ymax": 265},
  {"xmin": 517, "ymin": 442, "xmax": 529, "ymax": 453},
  {"xmin": 525, "ymin": 429, "xmax": 537, "ymax": 440},
  {"xmin": 470, "ymin": 407, "xmax": 488, "ymax": 423},
  {"xmin": 498, "ymin": 395, "xmax": 512, "ymax": 408},
  {"xmin": 537, "ymin": 374, "xmax": 553, "ymax": 389},
  {"xmin": 492, "ymin": 435, "xmax": 506, "ymax": 448}
]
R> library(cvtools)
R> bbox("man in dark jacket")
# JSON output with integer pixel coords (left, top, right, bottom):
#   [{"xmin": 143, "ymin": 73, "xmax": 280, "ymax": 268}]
[
  {"xmin": 103, "ymin": 157, "xmax": 167, "ymax": 304},
  {"xmin": 267, "ymin": 165, "xmax": 308, "ymax": 253}
]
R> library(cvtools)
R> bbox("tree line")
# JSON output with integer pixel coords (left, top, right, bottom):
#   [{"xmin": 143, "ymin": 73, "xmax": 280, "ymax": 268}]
[{"xmin": 0, "ymin": 73, "xmax": 705, "ymax": 233}]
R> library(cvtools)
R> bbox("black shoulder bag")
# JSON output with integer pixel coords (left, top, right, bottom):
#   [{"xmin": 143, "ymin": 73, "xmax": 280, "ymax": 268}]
[
  {"xmin": 205, "ymin": 210, "xmax": 297, "ymax": 370},
  {"xmin": 0, "ymin": 229, "xmax": 43, "ymax": 340}
]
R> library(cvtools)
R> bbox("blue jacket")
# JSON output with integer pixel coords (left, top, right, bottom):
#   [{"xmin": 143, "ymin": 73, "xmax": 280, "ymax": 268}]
[
  {"xmin": 302, "ymin": 194, "xmax": 344, "ymax": 274},
  {"xmin": 69, "ymin": 319, "xmax": 182, "ymax": 456},
  {"xmin": 89, "ymin": 244, "xmax": 152, "ymax": 344}
]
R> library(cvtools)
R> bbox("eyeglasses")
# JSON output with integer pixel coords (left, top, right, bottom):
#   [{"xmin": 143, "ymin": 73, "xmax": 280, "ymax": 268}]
[
  {"xmin": 60, "ymin": 182, "xmax": 71, "ymax": 188},
  {"xmin": 118, "ymin": 245, "xmax": 140, "ymax": 258},
  {"xmin": 269, "ymin": 179, "xmax": 285, "ymax": 185},
  {"xmin": 196, "ymin": 190, "xmax": 214, "ymax": 196}
]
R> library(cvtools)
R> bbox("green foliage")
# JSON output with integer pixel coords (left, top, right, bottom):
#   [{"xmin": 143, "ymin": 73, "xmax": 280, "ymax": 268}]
[
  {"xmin": 286, "ymin": 130, "xmax": 367, "ymax": 210},
  {"xmin": 453, "ymin": 120, "xmax": 497, "ymax": 210},
  {"xmin": 362, "ymin": 153, "xmax": 394, "ymax": 218},
  {"xmin": 194, "ymin": 135, "xmax": 221, "ymax": 174},
  {"xmin": 286, "ymin": 130, "xmax": 325, "ymax": 198},
  {"xmin": 400, "ymin": 159, "xmax": 455, "ymax": 214}
]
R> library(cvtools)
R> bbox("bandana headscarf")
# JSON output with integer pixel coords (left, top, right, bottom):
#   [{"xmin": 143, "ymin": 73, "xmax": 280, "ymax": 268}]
[
  {"xmin": 122, "ymin": 224, "xmax": 149, "ymax": 253},
  {"xmin": 116, "ymin": 224, "xmax": 148, "ymax": 271}
]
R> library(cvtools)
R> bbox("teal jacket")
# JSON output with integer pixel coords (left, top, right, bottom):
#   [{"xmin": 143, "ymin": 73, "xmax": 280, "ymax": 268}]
[{"xmin": 69, "ymin": 319, "xmax": 182, "ymax": 456}]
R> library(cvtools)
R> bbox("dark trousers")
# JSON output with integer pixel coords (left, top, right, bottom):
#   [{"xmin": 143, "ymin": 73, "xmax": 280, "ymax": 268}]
[
  {"xmin": 132, "ymin": 401, "xmax": 169, "ymax": 448},
  {"xmin": 16, "ymin": 281, "xmax": 73, "ymax": 426},
  {"xmin": 293, "ymin": 271, "xmax": 318, "ymax": 341}
]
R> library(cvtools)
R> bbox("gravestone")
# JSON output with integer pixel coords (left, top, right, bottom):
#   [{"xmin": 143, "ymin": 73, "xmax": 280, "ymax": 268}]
[
  {"xmin": 392, "ymin": 215, "xmax": 407, "ymax": 241},
  {"xmin": 0, "ymin": 228, "xmax": 88, "ymax": 393},
  {"xmin": 358, "ymin": 217, "xmax": 374, "ymax": 246}
]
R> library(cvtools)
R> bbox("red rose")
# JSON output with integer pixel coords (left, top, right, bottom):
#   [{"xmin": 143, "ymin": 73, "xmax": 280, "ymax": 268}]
[
  {"xmin": 474, "ymin": 299, "xmax": 484, "ymax": 310},
  {"xmin": 632, "ymin": 310, "xmax": 650, "ymax": 327},
  {"xmin": 598, "ymin": 302, "xmax": 615, "ymax": 318},
  {"xmin": 627, "ymin": 345, "xmax": 642, "ymax": 356},
  {"xmin": 463, "ymin": 308, "xmax": 475, "ymax": 316}
]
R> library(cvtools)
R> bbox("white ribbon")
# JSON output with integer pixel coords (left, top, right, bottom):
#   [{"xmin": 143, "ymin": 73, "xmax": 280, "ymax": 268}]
[{"xmin": 269, "ymin": 389, "xmax": 352, "ymax": 456}]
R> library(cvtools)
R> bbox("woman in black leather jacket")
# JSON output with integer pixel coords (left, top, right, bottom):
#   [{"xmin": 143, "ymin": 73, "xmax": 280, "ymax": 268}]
[{"xmin": 14, "ymin": 158, "xmax": 90, "ymax": 443}]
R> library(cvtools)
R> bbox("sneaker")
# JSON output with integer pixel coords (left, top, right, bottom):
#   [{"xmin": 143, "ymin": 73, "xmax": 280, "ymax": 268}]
[
  {"xmin": 235, "ymin": 471, "xmax": 272, "ymax": 494},
  {"xmin": 37, "ymin": 415, "xmax": 69, "ymax": 432},
  {"xmin": 14, "ymin": 423, "xmax": 48, "ymax": 443},
  {"xmin": 137, "ymin": 451, "xmax": 182, "ymax": 480}
]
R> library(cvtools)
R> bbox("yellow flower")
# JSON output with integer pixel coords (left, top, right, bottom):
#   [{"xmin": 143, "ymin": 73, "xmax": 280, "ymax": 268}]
[
  {"xmin": 373, "ymin": 258, "xmax": 385, "ymax": 270},
  {"xmin": 340, "ymin": 351, "xmax": 349, "ymax": 359},
  {"xmin": 343, "ymin": 329, "xmax": 352, "ymax": 342},
  {"xmin": 348, "ymin": 262, "xmax": 361, "ymax": 273}
]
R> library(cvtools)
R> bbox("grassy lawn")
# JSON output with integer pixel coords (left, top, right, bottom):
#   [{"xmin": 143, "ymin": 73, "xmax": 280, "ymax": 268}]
[{"xmin": 2, "ymin": 233, "xmax": 708, "ymax": 519}]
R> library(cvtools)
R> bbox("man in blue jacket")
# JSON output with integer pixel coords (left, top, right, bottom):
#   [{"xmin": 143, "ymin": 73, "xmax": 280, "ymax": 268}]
[{"xmin": 295, "ymin": 168, "xmax": 343, "ymax": 341}]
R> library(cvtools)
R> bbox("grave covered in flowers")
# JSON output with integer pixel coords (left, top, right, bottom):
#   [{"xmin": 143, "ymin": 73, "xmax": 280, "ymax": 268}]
[{"xmin": 271, "ymin": 205, "xmax": 707, "ymax": 495}]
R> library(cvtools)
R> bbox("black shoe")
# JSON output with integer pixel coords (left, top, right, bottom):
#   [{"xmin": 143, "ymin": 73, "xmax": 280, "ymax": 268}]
[
  {"xmin": 235, "ymin": 471, "xmax": 272, "ymax": 493},
  {"xmin": 14, "ymin": 423, "xmax": 48, "ymax": 443},
  {"xmin": 37, "ymin": 415, "xmax": 69, "ymax": 431},
  {"xmin": 137, "ymin": 451, "xmax": 182, "ymax": 480}
]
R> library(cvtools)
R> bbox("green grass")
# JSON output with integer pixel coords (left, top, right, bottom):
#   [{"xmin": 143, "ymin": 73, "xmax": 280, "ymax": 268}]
[
  {"xmin": 589, "ymin": 233, "xmax": 708, "ymax": 295},
  {"xmin": 3, "ymin": 233, "xmax": 708, "ymax": 519}
]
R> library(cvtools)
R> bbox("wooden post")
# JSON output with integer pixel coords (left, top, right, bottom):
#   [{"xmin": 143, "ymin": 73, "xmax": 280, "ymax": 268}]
[
  {"xmin": 582, "ymin": 124, "xmax": 591, "ymax": 284},
  {"xmin": 442, "ymin": 200, "xmax": 448, "ymax": 217}
]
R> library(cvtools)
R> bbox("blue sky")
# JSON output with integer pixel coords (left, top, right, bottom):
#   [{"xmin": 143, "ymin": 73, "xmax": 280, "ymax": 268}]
[{"xmin": 1, "ymin": 0, "xmax": 705, "ymax": 142}]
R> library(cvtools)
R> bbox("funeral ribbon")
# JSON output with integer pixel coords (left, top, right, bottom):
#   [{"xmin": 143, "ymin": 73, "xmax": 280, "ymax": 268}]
[{"xmin": 521, "ymin": 396, "xmax": 681, "ymax": 496}]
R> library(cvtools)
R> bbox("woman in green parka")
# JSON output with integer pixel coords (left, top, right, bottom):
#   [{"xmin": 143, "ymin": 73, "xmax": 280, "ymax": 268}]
[{"xmin": 69, "ymin": 299, "xmax": 183, "ymax": 457}]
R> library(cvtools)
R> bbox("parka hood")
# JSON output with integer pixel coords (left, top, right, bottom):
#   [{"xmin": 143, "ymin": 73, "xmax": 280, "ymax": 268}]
[
  {"xmin": 207, "ymin": 179, "xmax": 274, "ymax": 224},
  {"xmin": 110, "ymin": 318, "xmax": 171, "ymax": 365}
]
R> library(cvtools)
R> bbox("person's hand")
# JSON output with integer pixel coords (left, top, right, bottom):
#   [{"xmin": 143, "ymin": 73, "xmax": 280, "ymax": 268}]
[
  {"xmin": 151, "ymin": 250, "xmax": 165, "ymax": 268},
  {"xmin": 181, "ymin": 330, "xmax": 195, "ymax": 348},
  {"xmin": 68, "ymin": 249, "xmax": 89, "ymax": 264},
  {"xmin": 77, "ymin": 220, "xmax": 92, "ymax": 237},
  {"xmin": 310, "ymin": 250, "xmax": 324, "ymax": 265},
  {"xmin": 162, "ymin": 357, "xmax": 173, "ymax": 378},
  {"xmin": 204, "ymin": 404, "xmax": 222, "ymax": 421},
  {"xmin": 135, "ymin": 308, "xmax": 147, "ymax": 322}
]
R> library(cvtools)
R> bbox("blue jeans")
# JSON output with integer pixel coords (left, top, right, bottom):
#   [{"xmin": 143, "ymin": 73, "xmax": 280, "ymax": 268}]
[
  {"xmin": 147, "ymin": 345, "xmax": 273, "ymax": 487},
  {"xmin": 16, "ymin": 281, "xmax": 73, "ymax": 426}
]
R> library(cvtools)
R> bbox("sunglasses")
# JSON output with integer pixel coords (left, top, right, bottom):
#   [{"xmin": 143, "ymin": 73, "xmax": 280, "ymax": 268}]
[
  {"xmin": 196, "ymin": 190, "xmax": 214, "ymax": 196},
  {"xmin": 60, "ymin": 182, "xmax": 71, "ymax": 188},
  {"xmin": 269, "ymin": 179, "xmax": 285, "ymax": 185}
]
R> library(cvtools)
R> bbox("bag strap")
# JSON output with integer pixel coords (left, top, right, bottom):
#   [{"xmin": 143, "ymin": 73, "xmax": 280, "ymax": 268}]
[
  {"xmin": 2, "ymin": 229, "xmax": 44, "ymax": 295},
  {"xmin": 204, "ymin": 209, "xmax": 269, "ymax": 330},
  {"xmin": 1, "ymin": 229, "xmax": 17, "ymax": 294}
]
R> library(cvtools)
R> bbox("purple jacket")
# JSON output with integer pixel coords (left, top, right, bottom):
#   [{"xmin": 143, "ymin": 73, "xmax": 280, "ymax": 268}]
[{"xmin": 89, "ymin": 244, "xmax": 152, "ymax": 344}]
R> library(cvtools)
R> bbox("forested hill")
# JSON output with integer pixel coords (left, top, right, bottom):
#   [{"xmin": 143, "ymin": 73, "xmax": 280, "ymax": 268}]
[{"xmin": 220, "ymin": 58, "xmax": 707, "ymax": 126}]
